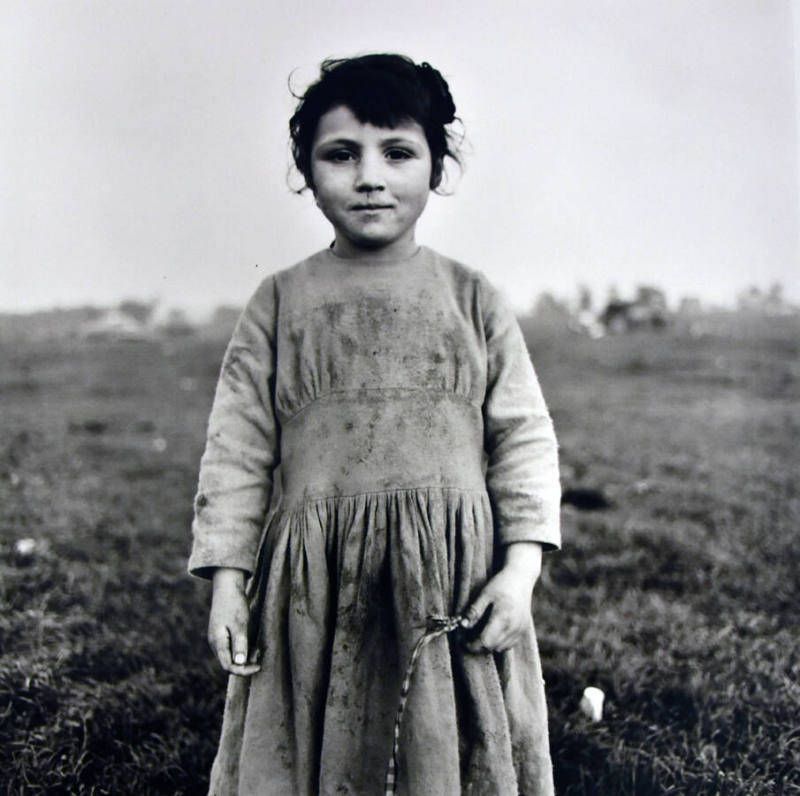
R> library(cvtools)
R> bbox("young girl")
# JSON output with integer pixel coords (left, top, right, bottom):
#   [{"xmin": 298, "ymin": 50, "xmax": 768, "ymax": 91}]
[{"xmin": 189, "ymin": 53, "xmax": 561, "ymax": 795}]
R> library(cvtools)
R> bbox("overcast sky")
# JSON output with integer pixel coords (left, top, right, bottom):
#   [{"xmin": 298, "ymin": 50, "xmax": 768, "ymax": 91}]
[{"xmin": 1, "ymin": 0, "xmax": 798, "ymax": 314}]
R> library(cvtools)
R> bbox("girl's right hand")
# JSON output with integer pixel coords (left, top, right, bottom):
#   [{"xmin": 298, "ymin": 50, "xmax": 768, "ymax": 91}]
[{"xmin": 208, "ymin": 568, "xmax": 261, "ymax": 676}]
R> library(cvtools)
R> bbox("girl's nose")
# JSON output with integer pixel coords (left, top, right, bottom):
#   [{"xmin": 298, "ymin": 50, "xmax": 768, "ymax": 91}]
[{"xmin": 354, "ymin": 152, "xmax": 385, "ymax": 192}]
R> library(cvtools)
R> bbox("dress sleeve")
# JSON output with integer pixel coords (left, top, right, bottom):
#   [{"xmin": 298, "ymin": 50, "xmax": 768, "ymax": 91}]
[
  {"xmin": 480, "ymin": 277, "xmax": 561, "ymax": 551},
  {"xmin": 188, "ymin": 276, "xmax": 280, "ymax": 579}
]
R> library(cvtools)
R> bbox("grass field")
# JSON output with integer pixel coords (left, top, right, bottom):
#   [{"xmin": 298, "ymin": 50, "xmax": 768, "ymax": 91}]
[{"xmin": 1, "ymin": 315, "xmax": 798, "ymax": 794}]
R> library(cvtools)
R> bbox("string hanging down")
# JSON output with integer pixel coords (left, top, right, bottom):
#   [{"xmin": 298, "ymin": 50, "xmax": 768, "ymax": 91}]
[{"xmin": 384, "ymin": 614, "xmax": 464, "ymax": 795}]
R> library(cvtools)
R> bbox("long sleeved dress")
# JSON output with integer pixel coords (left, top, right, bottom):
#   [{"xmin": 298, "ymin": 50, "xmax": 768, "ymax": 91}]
[{"xmin": 189, "ymin": 245, "xmax": 561, "ymax": 795}]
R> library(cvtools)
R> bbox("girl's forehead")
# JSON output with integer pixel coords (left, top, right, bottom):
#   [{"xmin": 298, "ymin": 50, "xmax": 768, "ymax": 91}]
[{"xmin": 312, "ymin": 105, "xmax": 427, "ymax": 145}]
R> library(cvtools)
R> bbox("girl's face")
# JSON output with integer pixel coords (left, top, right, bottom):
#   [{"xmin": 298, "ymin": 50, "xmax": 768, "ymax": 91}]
[{"xmin": 310, "ymin": 105, "xmax": 433, "ymax": 259}]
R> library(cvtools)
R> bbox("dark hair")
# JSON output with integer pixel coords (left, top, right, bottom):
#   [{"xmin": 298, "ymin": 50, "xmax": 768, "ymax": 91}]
[{"xmin": 289, "ymin": 53, "xmax": 461, "ymax": 192}]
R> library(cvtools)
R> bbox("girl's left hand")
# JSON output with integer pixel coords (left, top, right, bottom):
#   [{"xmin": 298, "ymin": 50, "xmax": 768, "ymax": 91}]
[{"xmin": 461, "ymin": 542, "xmax": 542, "ymax": 653}]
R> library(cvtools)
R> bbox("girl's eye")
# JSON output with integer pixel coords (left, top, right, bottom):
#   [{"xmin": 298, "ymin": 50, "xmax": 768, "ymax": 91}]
[
  {"xmin": 386, "ymin": 149, "xmax": 413, "ymax": 161},
  {"xmin": 326, "ymin": 150, "xmax": 355, "ymax": 162}
]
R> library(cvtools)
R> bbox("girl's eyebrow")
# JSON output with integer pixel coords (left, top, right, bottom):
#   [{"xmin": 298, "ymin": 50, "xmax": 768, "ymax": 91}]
[
  {"xmin": 379, "ymin": 135, "xmax": 421, "ymax": 146},
  {"xmin": 314, "ymin": 135, "xmax": 423, "ymax": 150},
  {"xmin": 315, "ymin": 137, "xmax": 360, "ymax": 150}
]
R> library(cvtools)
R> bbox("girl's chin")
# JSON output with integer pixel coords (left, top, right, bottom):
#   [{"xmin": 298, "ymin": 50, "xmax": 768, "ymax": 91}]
[
  {"xmin": 349, "ymin": 226, "xmax": 397, "ymax": 245},
  {"xmin": 338, "ymin": 231, "xmax": 414, "ymax": 253},
  {"xmin": 351, "ymin": 237, "xmax": 397, "ymax": 250}
]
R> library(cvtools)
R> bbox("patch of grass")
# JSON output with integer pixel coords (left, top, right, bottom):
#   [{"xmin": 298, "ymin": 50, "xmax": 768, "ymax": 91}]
[{"xmin": 1, "ymin": 320, "xmax": 799, "ymax": 793}]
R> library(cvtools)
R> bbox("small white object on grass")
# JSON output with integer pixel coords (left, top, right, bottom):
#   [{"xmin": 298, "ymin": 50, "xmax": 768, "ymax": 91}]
[
  {"xmin": 14, "ymin": 538, "xmax": 37, "ymax": 559},
  {"xmin": 152, "ymin": 437, "xmax": 168, "ymax": 452},
  {"xmin": 579, "ymin": 686, "xmax": 605, "ymax": 721}
]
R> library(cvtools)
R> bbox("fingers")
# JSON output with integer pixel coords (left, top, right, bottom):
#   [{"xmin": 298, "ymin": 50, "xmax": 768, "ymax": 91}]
[
  {"xmin": 230, "ymin": 630, "xmax": 261, "ymax": 675},
  {"xmin": 208, "ymin": 580, "xmax": 260, "ymax": 676},
  {"xmin": 208, "ymin": 625, "xmax": 231, "ymax": 669},
  {"xmin": 209, "ymin": 625, "xmax": 261, "ymax": 676},
  {"xmin": 461, "ymin": 591, "xmax": 491, "ymax": 630},
  {"xmin": 461, "ymin": 592, "xmax": 491, "ymax": 653},
  {"xmin": 478, "ymin": 613, "xmax": 519, "ymax": 653},
  {"xmin": 231, "ymin": 629, "xmax": 248, "ymax": 666},
  {"xmin": 462, "ymin": 596, "xmax": 527, "ymax": 654},
  {"xmin": 466, "ymin": 609, "xmax": 513, "ymax": 653}
]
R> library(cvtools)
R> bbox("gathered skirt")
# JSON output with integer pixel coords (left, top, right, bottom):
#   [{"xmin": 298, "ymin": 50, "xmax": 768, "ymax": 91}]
[{"xmin": 206, "ymin": 487, "xmax": 554, "ymax": 795}]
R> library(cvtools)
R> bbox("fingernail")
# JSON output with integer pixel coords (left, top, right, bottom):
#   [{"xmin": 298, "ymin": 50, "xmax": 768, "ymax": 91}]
[{"xmin": 233, "ymin": 653, "xmax": 246, "ymax": 664}]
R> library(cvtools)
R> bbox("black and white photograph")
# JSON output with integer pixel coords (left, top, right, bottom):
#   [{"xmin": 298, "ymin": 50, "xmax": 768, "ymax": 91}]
[{"xmin": 2, "ymin": 1, "xmax": 798, "ymax": 793}]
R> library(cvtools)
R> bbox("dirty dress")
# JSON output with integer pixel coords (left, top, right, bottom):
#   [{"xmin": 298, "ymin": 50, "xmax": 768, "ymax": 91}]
[{"xmin": 189, "ymin": 246, "xmax": 561, "ymax": 795}]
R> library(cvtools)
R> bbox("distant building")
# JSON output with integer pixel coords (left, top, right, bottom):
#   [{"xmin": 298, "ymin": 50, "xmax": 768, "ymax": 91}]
[
  {"xmin": 81, "ymin": 302, "xmax": 199, "ymax": 341},
  {"xmin": 152, "ymin": 307, "xmax": 195, "ymax": 337},
  {"xmin": 678, "ymin": 297, "xmax": 702, "ymax": 316},
  {"xmin": 598, "ymin": 286, "xmax": 670, "ymax": 334},
  {"xmin": 737, "ymin": 284, "xmax": 796, "ymax": 316},
  {"xmin": 81, "ymin": 308, "xmax": 152, "ymax": 341},
  {"xmin": 206, "ymin": 305, "xmax": 242, "ymax": 339}
]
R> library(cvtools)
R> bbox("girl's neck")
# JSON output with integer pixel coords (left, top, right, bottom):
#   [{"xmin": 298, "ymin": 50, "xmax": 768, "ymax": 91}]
[{"xmin": 330, "ymin": 234, "xmax": 420, "ymax": 264}]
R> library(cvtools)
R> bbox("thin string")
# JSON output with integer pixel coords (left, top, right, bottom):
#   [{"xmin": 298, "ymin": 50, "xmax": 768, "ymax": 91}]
[{"xmin": 384, "ymin": 614, "xmax": 463, "ymax": 795}]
